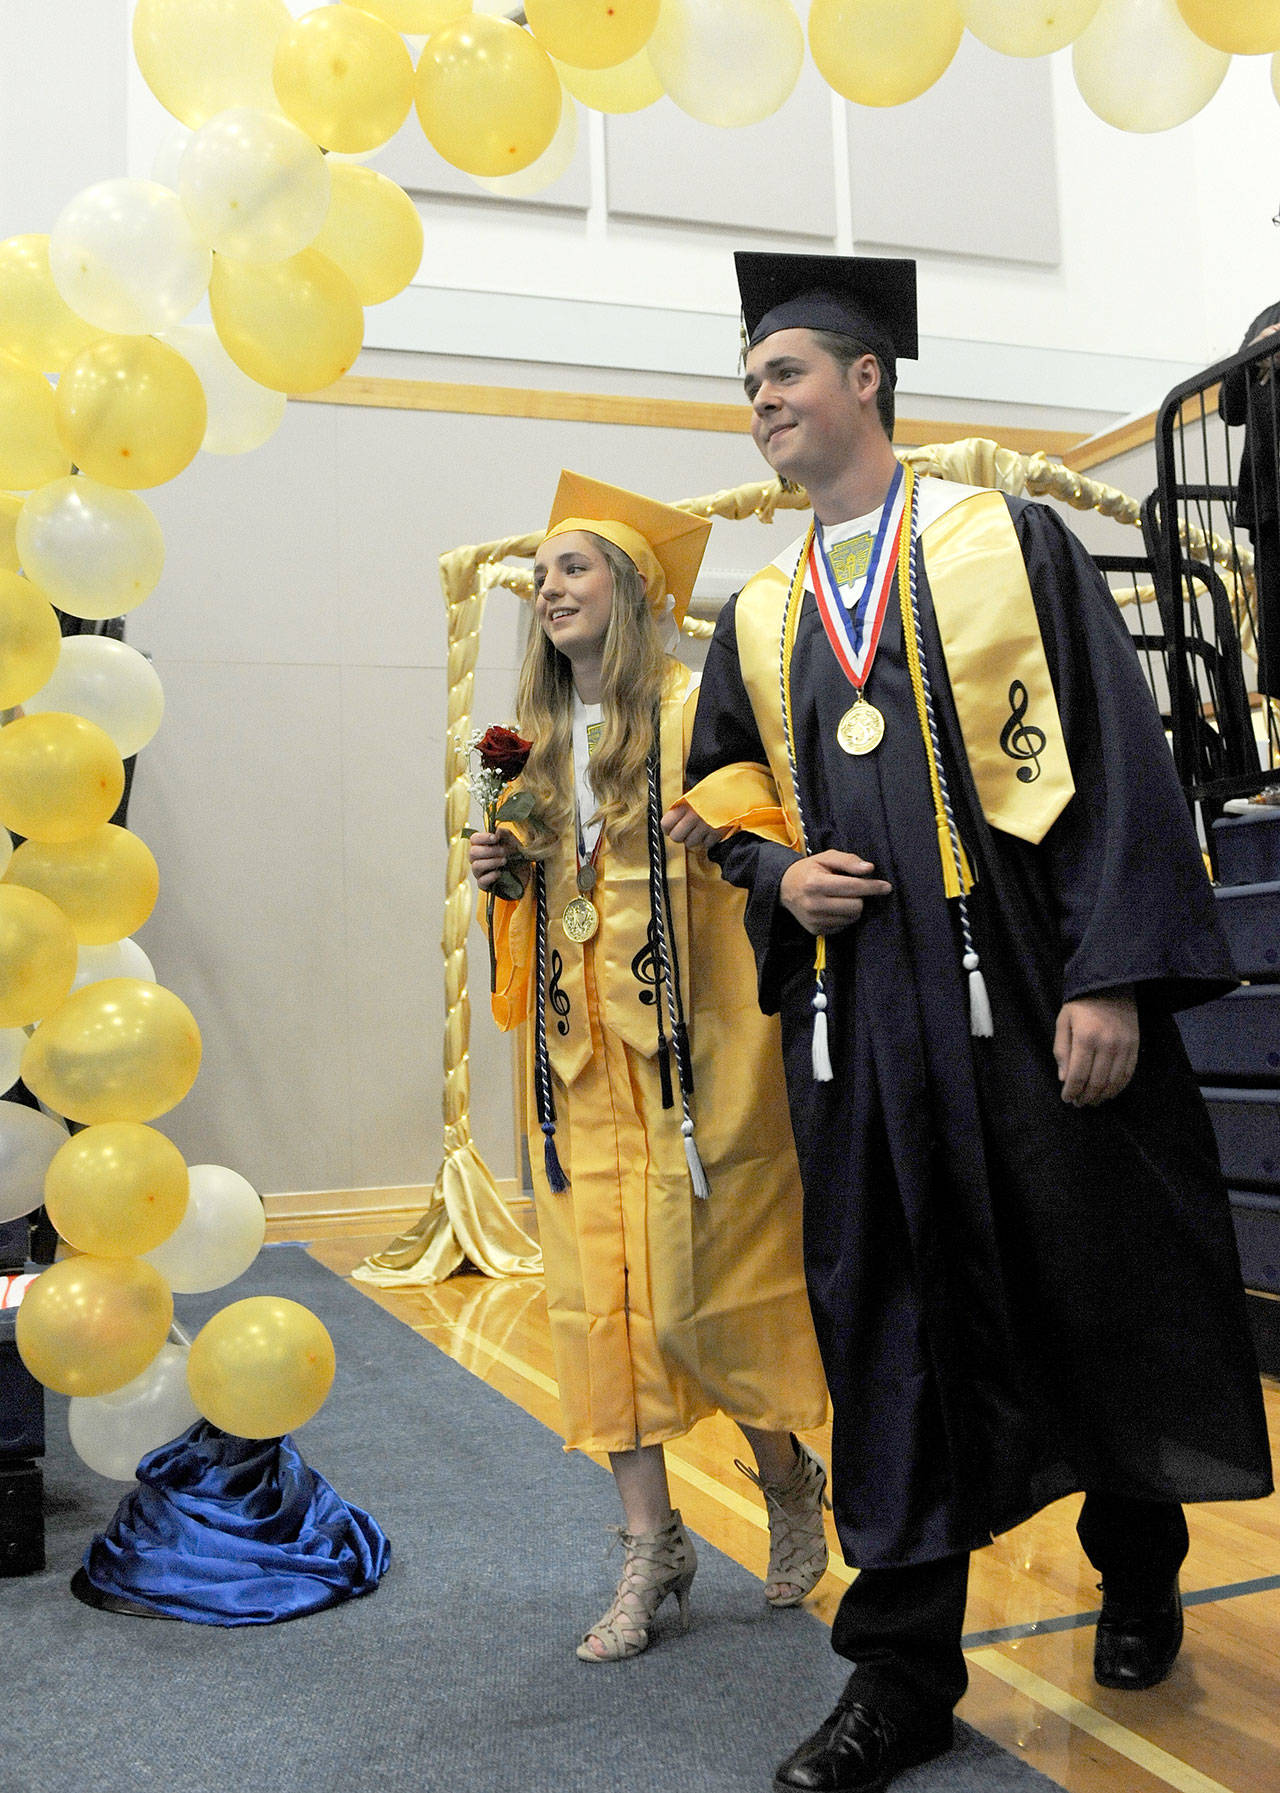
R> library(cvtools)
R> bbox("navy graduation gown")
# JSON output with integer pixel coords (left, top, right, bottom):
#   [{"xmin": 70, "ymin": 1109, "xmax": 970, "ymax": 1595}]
[{"xmin": 687, "ymin": 494, "xmax": 1273, "ymax": 1571}]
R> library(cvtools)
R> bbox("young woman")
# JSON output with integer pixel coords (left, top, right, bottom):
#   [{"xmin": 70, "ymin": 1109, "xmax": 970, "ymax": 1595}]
[{"xmin": 468, "ymin": 471, "xmax": 830, "ymax": 1663}]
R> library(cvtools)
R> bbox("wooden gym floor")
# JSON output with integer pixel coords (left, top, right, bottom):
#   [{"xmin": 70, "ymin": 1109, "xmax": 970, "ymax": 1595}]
[{"xmin": 282, "ymin": 1206, "xmax": 1280, "ymax": 1793}]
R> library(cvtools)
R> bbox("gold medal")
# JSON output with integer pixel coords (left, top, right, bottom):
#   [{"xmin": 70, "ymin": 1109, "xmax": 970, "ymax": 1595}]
[
  {"xmin": 562, "ymin": 894, "xmax": 600, "ymax": 943},
  {"xmin": 837, "ymin": 698, "xmax": 885, "ymax": 756}
]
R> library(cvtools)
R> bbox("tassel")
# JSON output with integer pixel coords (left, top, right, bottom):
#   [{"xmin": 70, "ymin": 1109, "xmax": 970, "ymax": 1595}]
[
  {"xmin": 542, "ymin": 1122, "xmax": 569, "ymax": 1193},
  {"xmin": 656, "ymin": 1036, "xmax": 674, "ymax": 1110},
  {"xmin": 682, "ymin": 1118, "xmax": 710, "ymax": 1200},
  {"xmin": 811, "ymin": 987, "xmax": 834, "ymax": 1082},
  {"xmin": 964, "ymin": 952, "xmax": 994, "ymax": 1038},
  {"xmin": 672, "ymin": 1022, "xmax": 695, "ymax": 1096}
]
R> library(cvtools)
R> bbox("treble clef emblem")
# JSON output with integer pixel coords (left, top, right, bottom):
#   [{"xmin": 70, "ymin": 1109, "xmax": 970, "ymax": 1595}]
[
  {"xmin": 630, "ymin": 916, "xmax": 660, "ymax": 1008},
  {"xmin": 548, "ymin": 950, "xmax": 571, "ymax": 1036},
  {"xmin": 999, "ymin": 679, "xmax": 1045, "ymax": 784}
]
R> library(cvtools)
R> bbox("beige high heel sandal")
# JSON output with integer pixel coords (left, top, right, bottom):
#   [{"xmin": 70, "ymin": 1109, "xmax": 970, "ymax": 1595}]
[
  {"xmin": 576, "ymin": 1511, "xmax": 697, "ymax": 1662},
  {"xmin": 737, "ymin": 1439, "xmax": 832, "ymax": 1607}
]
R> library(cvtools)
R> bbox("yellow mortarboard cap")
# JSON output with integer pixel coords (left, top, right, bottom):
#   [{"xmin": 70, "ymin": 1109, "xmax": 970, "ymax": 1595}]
[{"xmin": 542, "ymin": 470, "xmax": 711, "ymax": 627}]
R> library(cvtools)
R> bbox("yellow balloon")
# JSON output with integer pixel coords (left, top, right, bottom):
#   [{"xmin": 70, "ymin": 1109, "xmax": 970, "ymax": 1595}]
[
  {"xmin": 0, "ymin": 713, "xmax": 125, "ymax": 845},
  {"xmin": 0, "ymin": 352, "xmax": 72, "ymax": 493},
  {"xmin": 16, "ymin": 1254, "xmax": 173, "ymax": 1396},
  {"xmin": 187, "ymin": 1297, "xmax": 336, "ymax": 1437},
  {"xmin": 0, "ymin": 885, "xmax": 78, "ymax": 1027},
  {"xmin": 274, "ymin": 6, "xmax": 414, "ymax": 153},
  {"xmin": 21, "ymin": 977, "xmax": 202, "ymax": 1125},
  {"xmin": 4, "ymin": 825, "xmax": 160, "ymax": 946},
  {"xmin": 0, "ymin": 492, "xmax": 19, "ymax": 572},
  {"xmin": 809, "ymin": 0, "xmax": 963, "ymax": 105},
  {"xmin": 0, "ymin": 571, "xmax": 62, "ymax": 709},
  {"xmin": 311, "ymin": 165, "xmax": 423, "ymax": 305},
  {"xmin": 554, "ymin": 50, "xmax": 662, "ymax": 109},
  {"xmin": 0, "ymin": 236, "xmax": 103, "ymax": 375},
  {"xmin": 959, "ymin": 0, "xmax": 1100, "ymax": 56},
  {"xmin": 132, "ymin": 0, "xmax": 293, "ymax": 129},
  {"xmin": 1176, "ymin": 0, "xmax": 1280, "ymax": 53},
  {"xmin": 55, "ymin": 337, "xmax": 207, "ymax": 492},
  {"xmin": 526, "ymin": 0, "xmax": 659, "ymax": 69},
  {"xmin": 357, "ymin": 0, "xmax": 471, "ymax": 28},
  {"xmin": 44, "ymin": 1122, "xmax": 188, "ymax": 1259},
  {"xmin": 415, "ymin": 16, "xmax": 563, "ymax": 176},
  {"xmin": 210, "ymin": 250, "xmax": 364, "ymax": 394}
]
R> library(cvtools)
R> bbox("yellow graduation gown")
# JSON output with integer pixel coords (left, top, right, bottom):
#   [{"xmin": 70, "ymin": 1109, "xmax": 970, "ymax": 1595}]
[{"xmin": 490, "ymin": 661, "xmax": 828, "ymax": 1453}]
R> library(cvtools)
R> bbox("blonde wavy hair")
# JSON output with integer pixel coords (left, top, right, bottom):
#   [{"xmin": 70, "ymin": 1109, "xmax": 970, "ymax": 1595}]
[{"xmin": 515, "ymin": 533, "xmax": 665, "ymax": 850}]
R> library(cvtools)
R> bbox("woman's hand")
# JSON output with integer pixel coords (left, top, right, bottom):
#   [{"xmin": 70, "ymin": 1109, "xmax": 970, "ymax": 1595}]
[
  {"xmin": 661, "ymin": 801, "xmax": 727, "ymax": 851},
  {"xmin": 780, "ymin": 851, "xmax": 892, "ymax": 935},
  {"xmin": 469, "ymin": 828, "xmax": 531, "ymax": 894}
]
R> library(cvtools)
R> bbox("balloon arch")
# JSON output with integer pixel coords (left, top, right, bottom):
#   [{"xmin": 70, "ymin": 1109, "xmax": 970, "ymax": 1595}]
[{"xmin": 1, "ymin": 0, "xmax": 1276, "ymax": 1482}]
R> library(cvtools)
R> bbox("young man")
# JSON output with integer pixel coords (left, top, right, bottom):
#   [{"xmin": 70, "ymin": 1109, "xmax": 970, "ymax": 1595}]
[{"xmin": 666, "ymin": 254, "xmax": 1273, "ymax": 1793}]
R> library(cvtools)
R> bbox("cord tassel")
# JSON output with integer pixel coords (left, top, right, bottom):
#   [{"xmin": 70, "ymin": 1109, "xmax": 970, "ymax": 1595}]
[
  {"xmin": 682, "ymin": 1118, "xmax": 710, "ymax": 1200},
  {"xmin": 811, "ymin": 986, "xmax": 833, "ymax": 1081},
  {"xmin": 656, "ymin": 1034, "xmax": 675, "ymax": 1109},
  {"xmin": 672, "ymin": 1022, "xmax": 695, "ymax": 1097},
  {"xmin": 542, "ymin": 1123, "xmax": 569, "ymax": 1193},
  {"xmin": 965, "ymin": 952, "xmax": 993, "ymax": 1038}
]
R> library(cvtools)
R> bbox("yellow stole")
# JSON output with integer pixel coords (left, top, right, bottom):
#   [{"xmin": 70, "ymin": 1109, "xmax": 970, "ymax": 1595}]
[{"xmin": 685, "ymin": 488, "xmax": 1074, "ymax": 853}]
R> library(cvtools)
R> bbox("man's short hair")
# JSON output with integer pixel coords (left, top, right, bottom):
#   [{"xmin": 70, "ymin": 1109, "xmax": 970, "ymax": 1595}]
[{"xmin": 811, "ymin": 328, "xmax": 896, "ymax": 439}]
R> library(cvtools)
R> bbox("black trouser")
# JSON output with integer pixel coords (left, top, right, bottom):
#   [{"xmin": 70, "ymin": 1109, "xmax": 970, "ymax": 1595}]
[{"xmin": 830, "ymin": 1494, "xmax": 1189, "ymax": 1725}]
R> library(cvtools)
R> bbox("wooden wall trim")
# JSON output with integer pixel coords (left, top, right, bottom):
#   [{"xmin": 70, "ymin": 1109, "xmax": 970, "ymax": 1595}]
[{"xmin": 292, "ymin": 373, "xmax": 1090, "ymax": 459}]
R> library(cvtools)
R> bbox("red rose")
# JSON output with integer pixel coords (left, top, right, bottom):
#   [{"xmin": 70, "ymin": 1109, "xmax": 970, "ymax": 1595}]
[{"xmin": 476, "ymin": 725, "xmax": 532, "ymax": 781}]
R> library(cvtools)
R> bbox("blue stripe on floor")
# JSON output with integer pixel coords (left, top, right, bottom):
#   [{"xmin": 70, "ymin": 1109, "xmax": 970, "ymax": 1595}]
[{"xmin": 961, "ymin": 1572, "xmax": 1280, "ymax": 1649}]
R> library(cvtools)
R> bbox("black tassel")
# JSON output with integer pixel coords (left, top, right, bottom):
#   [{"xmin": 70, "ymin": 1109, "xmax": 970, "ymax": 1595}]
[
  {"xmin": 672, "ymin": 1022, "xmax": 694, "ymax": 1097},
  {"xmin": 542, "ymin": 1123, "xmax": 569, "ymax": 1194},
  {"xmin": 656, "ymin": 1035, "xmax": 674, "ymax": 1110}
]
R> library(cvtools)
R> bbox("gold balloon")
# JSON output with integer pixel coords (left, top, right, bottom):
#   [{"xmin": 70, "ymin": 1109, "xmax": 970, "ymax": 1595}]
[
  {"xmin": 415, "ymin": 17, "xmax": 563, "ymax": 177},
  {"xmin": 526, "ymin": 0, "xmax": 659, "ymax": 69},
  {"xmin": 554, "ymin": 50, "xmax": 662, "ymax": 110},
  {"xmin": 311, "ymin": 165, "xmax": 424, "ymax": 305},
  {"xmin": 132, "ymin": 0, "xmax": 293, "ymax": 129},
  {"xmin": 4, "ymin": 825, "xmax": 160, "ymax": 946},
  {"xmin": 210, "ymin": 250, "xmax": 364, "ymax": 394},
  {"xmin": 809, "ymin": 0, "xmax": 964, "ymax": 105},
  {"xmin": 0, "ymin": 351, "xmax": 72, "ymax": 492},
  {"xmin": 55, "ymin": 336, "xmax": 207, "ymax": 492},
  {"xmin": 0, "ymin": 571, "xmax": 61, "ymax": 709},
  {"xmin": 187, "ymin": 1297, "xmax": 336, "ymax": 1438},
  {"xmin": 15, "ymin": 1254, "xmax": 173, "ymax": 1396},
  {"xmin": 357, "ymin": 0, "xmax": 472, "ymax": 27},
  {"xmin": 0, "ymin": 884, "xmax": 78, "ymax": 1028},
  {"xmin": 0, "ymin": 713, "xmax": 124, "ymax": 845},
  {"xmin": 959, "ymin": 0, "xmax": 1100, "ymax": 57},
  {"xmin": 22, "ymin": 977, "xmax": 202, "ymax": 1125},
  {"xmin": 1176, "ymin": 0, "xmax": 1280, "ymax": 53},
  {"xmin": 274, "ymin": 5, "xmax": 414, "ymax": 153},
  {"xmin": 0, "ymin": 492, "xmax": 19, "ymax": 572},
  {"xmin": 44, "ymin": 1121, "xmax": 188, "ymax": 1259},
  {"xmin": 0, "ymin": 236, "xmax": 102, "ymax": 375}
]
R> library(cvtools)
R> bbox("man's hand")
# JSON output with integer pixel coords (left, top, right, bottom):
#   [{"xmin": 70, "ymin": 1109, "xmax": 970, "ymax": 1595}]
[
  {"xmin": 661, "ymin": 801, "xmax": 726, "ymax": 851},
  {"xmin": 779, "ymin": 851, "xmax": 892, "ymax": 936},
  {"xmin": 468, "ymin": 828, "xmax": 531, "ymax": 893},
  {"xmin": 1249, "ymin": 321, "xmax": 1280, "ymax": 385},
  {"xmin": 1053, "ymin": 987, "xmax": 1139, "ymax": 1106}
]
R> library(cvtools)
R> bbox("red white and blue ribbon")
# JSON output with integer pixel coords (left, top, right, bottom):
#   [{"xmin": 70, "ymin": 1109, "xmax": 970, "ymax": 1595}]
[{"xmin": 808, "ymin": 461, "xmax": 906, "ymax": 692}]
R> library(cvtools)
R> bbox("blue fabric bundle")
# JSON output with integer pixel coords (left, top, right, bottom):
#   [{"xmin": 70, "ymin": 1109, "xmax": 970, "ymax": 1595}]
[{"xmin": 78, "ymin": 1421, "xmax": 390, "ymax": 1625}]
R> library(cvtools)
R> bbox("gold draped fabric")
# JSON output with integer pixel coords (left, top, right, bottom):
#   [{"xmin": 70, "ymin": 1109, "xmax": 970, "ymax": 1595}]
[{"xmin": 358, "ymin": 439, "xmax": 1217, "ymax": 1290}]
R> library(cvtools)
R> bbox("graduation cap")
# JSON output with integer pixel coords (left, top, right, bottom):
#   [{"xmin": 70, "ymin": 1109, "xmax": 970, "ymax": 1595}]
[
  {"xmin": 541, "ymin": 469, "xmax": 711, "ymax": 626},
  {"xmin": 735, "ymin": 252, "xmax": 918, "ymax": 383}
]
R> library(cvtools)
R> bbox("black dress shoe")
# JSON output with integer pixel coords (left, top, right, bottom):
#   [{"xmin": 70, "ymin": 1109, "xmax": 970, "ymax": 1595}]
[
  {"xmin": 773, "ymin": 1699, "xmax": 954, "ymax": 1793},
  {"xmin": 1094, "ymin": 1576, "xmax": 1183, "ymax": 1690}
]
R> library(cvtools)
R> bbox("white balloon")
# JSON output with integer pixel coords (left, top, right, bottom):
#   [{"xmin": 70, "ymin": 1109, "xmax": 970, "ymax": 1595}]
[
  {"xmin": 648, "ymin": 0, "xmax": 804, "ymax": 127},
  {"xmin": 151, "ymin": 124, "xmax": 195, "ymax": 191},
  {"xmin": 1072, "ymin": 0, "xmax": 1229, "ymax": 133},
  {"xmin": 473, "ymin": 99, "xmax": 579, "ymax": 198},
  {"xmin": 72, "ymin": 938, "xmax": 157, "ymax": 994},
  {"xmin": 178, "ymin": 108, "xmax": 332, "ymax": 263},
  {"xmin": 0, "ymin": 1101, "xmax": 68, "ymax": 1223},
  {"xmin": 960, "ymin": 0, "xmax": 1100, "ymax": 56},
  {"xmin": 23, "ymin": 635, "xmax": 165, "ymax": 758},
  {"xmin": 143, "ymin": 1163, "xmax": 265, "ymax": 1293},
  {"xmin": 68, "ymin": 1343, "xmax": 199, "ymax": 1481},
  {"xmin": 16, "ymin": 478, "xmax": 165, "ymax": 622},
  {"xmin": 0, "ymin": 1028, "xmax": 27, "ymax": 1094},
  {"xmin": 161, "ymin": 324, "xmax": 287, "ymax": 454},
  {"xmin": 48, "ymin": 179, "xmax": 212, "ymax": 335}
]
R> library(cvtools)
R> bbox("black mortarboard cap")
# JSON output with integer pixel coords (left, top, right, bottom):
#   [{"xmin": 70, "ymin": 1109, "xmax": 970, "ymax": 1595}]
[{"xmin": 735, "ymin": 252, "xmax": 918, "ymax": 382}]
